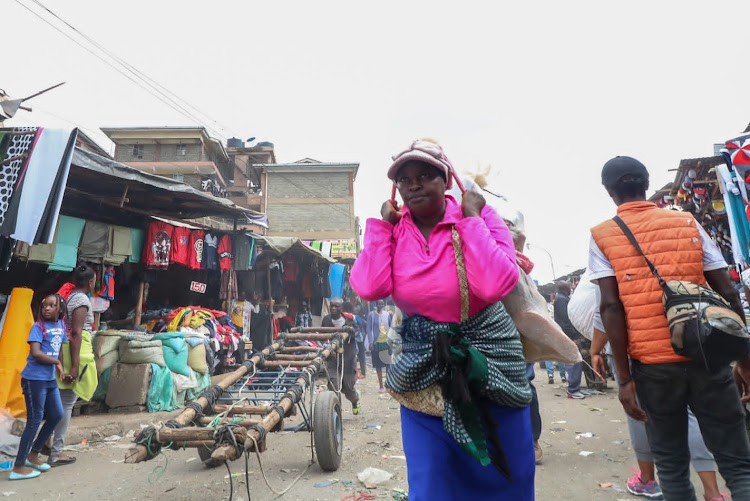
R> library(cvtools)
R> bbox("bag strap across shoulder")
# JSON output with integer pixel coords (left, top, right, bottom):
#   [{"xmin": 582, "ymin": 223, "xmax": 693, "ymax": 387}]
[
  {"xmin": 612, "ymin": 216, "xmax": 667, "ymax": 288},
  {"xmin": 451, "ymin": 226, "xmax": 470, "ymax": 322}
]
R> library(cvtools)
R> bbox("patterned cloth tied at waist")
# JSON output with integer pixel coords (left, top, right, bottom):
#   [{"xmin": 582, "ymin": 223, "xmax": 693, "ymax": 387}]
[{"xmin": 386, "ymin": 301, "xmax": 531, "ymax": 479}]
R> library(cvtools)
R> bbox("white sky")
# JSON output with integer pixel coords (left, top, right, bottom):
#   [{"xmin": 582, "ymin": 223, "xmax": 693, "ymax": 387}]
[{"xmin": 5, "ymin": 0, "xmax": 750, "ymax": 283}]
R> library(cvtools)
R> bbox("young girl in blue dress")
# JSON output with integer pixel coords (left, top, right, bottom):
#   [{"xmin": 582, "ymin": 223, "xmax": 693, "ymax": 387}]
[{"xmin": 10, "ymin": 294, "xmax": 69, "ymax": 480}]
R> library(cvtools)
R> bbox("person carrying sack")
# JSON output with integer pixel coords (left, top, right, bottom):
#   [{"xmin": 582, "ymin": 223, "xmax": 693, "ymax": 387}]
[
  {"xmin": 350, "ymin": 139, "xmax": 533, "ymax": 500},
  {"xmin": 590, "ymin": 155, "xmax": 750, "ymax": 500}
]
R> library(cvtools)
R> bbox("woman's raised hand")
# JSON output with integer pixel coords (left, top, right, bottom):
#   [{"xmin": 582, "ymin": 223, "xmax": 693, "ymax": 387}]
[
  {"xmin": 461, "ymin": 191, "xmax": 486, "ymax": 218},
  {"xmin": 381, "ymin": 200, "xmax": 403, "ymax": 225}
]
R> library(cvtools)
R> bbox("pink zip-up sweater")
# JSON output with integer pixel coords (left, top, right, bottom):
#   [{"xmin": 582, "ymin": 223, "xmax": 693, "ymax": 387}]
[{"xmin": 350, "ymin": 195, "xmax": 519, "ymax": 323}]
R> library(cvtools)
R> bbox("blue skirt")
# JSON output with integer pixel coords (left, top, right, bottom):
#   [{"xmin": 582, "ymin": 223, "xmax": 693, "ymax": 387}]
[{"xmin": 401, "ymin": 403, "xmax": 535, "ymax": 500}]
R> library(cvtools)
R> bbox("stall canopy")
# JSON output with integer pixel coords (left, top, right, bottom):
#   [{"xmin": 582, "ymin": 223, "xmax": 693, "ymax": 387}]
[
  {"xmin": 67, "ymin": 148, "xmax": 262, "ymax": 222},
  {"xmin": 252, "ymin": 235, "xmax": 336, "ymax": 263}
]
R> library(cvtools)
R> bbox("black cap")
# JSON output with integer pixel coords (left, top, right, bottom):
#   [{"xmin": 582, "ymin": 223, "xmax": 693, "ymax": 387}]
[{"xmin": 601, "ymin": 156, "xmax": 649, "ymax": 188}]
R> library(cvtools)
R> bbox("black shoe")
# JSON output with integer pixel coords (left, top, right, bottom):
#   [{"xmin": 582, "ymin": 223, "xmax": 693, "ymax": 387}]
[
  {"xmin": 40, "ymin": 444, "xmax": 52, "ymax": 456},
  {"xmin": 561, "ymin": 377, "xmax": 567, "ymax": 383},
  {"xmin": 548, "ymin": 376, "xmax": 554, "ymax": 384},
  {"xmin": 48, "ymin": 456, "xmax": 76, "ymax": 467}
]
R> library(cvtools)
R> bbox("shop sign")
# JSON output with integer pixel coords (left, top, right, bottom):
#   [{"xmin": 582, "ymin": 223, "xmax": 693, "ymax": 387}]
[
  {"xmin": 330, "ymin": 239, "xmax": 357, "ymax": 259},
  {"xmin": 190, "ymin": 281, "xmax": 207, "ymax": 293}
]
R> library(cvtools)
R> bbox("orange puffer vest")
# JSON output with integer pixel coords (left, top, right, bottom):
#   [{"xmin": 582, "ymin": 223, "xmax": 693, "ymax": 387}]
[{"xmin": 591, "ymin": 201, "xmax": 705, "ymax": 364}]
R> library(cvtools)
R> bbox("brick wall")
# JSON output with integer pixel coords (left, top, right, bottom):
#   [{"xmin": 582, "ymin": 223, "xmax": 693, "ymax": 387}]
[
  {"xmin": 158, "ymin": 143, "xmax": 202, "ymax": 162},
  {"xmin": 267, "ymin": 203, "xmax": 351, "ymax": 232},
  {"xmin": 114, "ymin": 144, "xmax": 157, "ymax": 162},
  {"xmin": 267, "ymin": 172, "xmax": 350, "ymax": 199},
  {"xmin": 265, "ymin": 171, "xmax": 354, "ymax": 236}
]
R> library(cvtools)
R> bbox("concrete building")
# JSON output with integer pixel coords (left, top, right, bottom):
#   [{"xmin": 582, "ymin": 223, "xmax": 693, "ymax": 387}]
[
  {"xmin": 262, "ymin": 158, "xmax": 359, "ymax": 241},
  {"xmin": 225, "ymin": 139, "xmax": 276, "ymax": 215},
  {"xmin": 100, "ymin": 126, "xmax": 232, "ymax": 195}
]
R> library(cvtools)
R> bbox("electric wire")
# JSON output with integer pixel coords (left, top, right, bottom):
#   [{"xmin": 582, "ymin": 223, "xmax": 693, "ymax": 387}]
[{"xmin": 13, "ymin": 0, "xmax": 233, "ymax": 142}]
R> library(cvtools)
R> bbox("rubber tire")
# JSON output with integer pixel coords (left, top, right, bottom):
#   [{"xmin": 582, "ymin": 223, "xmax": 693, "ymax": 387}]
[
  {"xmin": 197, "ymin": 445, "xmax": 222, "ymax": 468},
  {"xmin": 313, "ymin": 391, "xmax": 343, "ymax": 471}
]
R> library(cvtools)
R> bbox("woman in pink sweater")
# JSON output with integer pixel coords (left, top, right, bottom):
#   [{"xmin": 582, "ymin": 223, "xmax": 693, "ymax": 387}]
[{"xmin": 350, "ymin": 140, "xmax": 534, "ymax": 500}]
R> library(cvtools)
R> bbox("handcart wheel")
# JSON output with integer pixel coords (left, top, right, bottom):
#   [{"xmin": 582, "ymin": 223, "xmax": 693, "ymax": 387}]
[
  {"xmin": 198, "ymin": 445, "xmax": 222, "ymax": 468},
  {"xmin": 313, "ymin": 391, "xmax": 342, "ymax": 471}
]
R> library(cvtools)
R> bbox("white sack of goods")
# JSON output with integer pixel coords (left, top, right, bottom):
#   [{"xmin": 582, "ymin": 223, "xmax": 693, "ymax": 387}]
[
  {"xmin": 449, "ymin": 170, "xmax": 582, "ymax": 364},
  {"xmin": 502, "ymin": 266, "xmax": 582, "ymax": 364},
  {"xmin": 567, "ymin": 272, "xmax": 597, "ymax": 341}
]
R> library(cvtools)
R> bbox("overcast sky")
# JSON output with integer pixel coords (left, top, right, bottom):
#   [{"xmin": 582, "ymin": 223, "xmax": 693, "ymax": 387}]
[{"xmin": 5, "ymin": 0, "xmax": 750, "ymax": 283}]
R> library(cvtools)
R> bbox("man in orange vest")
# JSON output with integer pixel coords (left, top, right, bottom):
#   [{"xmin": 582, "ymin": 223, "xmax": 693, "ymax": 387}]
[{"xmin": 591, "ymin": 156, "xmax": 750, "ymax": 500}]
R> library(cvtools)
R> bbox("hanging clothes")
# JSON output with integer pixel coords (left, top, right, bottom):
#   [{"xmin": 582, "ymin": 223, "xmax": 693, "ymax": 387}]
[
  {"xmin": 129, "ymin": 227, "xmax": 146, "ymax": 263},
  {"xmin": 0, "ymin": 128, "xmax": 40, "ymax": 236},
  {"xmin": 282, "ymin": 254, "xmax": 299, "ymax": 282},
  {"xmin": 79, "ymin": 221, "xmax": 110, "ymax": 263},
  {"xmin": 170, "ymin": 226, "xmax": 191, "ymax": 266},
  {"xmin": 143, "ymin": 221, "xmax": 174, "ymax": 269},
  {"xmin": 328, "ymin": 263, "xmax": 346, "ymax": 300},
  {"xmin": 249, "ymin": 306, "xmax": 273, "ymax": 352},
  {"xmin": 233, "ymin": 234, "xmax": 251, "ymax": 271},
  {"xmin": 218, "ymin": 234, "xmax": 233, "ymax": 271},
  {"xmin": 203, "ymin": 232, "xmax": 219, "ymax": 270},
  {"xmin": 269, "ymin": 261, "xmax": 283, "ymax": 301},
  {"xmin": 104, "ymin": 225, "xmax": 132, "ymax": 265},
  {"xmin": 48, "ymin": 216, "xmax": 86, "ymax": 271},
  {"xmin": 0, "ymin": 128, "xmax": 77, "ymax": 245},
  {"xmin": 100, "ymin": 266, "xmax": 115, "ymax": 300},
  {"xmin": 188, "ymin": 230, "xmax": 205, "ymax": 270}
]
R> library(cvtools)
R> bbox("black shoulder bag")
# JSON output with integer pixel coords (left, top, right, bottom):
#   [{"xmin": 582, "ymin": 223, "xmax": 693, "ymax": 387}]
[{"xmin": 613, "ymin": 215, "xmax": 750, "ymax": 372}]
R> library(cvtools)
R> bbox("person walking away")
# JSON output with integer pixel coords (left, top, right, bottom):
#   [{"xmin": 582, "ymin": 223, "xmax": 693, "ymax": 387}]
[
  {"xmin": 592, "ymin": 155, "xmax": 750, "ymax": 500},
  {"xmin": 48, "ymin": 264, "xmax": 97, "ymax": 466},
  {"xmin": 350, "ymin": 139, "xmax": 533, "ymax": 499},
  {"xmin": 544, "ymin": 360, "xmax": 567, "ymax": 384},
  {"xmin": 346, "ymin": 302, "xmax": 368, "ymax": 378},
  {"xmin": 367, "ymin": 300, "xmax": 392, "ymax": 392},
  {"xmin": 322, "ymin": 298, "xmax": 361, "ymax": 415},
  {"xmin": 10, "ymin": 294, "xmax": 69, "ymax": 480},
  {"xmin": 553, "ymin": 281, "xmax": 586, "ymax": 399},
  {"xmin": 589, "ymin": 287, "xmax": 724, "ymax": 500}
]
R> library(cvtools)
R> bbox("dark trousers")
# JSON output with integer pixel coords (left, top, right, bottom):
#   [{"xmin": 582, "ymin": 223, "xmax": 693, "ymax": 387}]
[
  {"xmin": 15, "ymin": 378, "xmax": 63, "ymax": 467},
  {"xmin": 356, "ymin": 340, "xmax": 367, "ymax": 375},
  {"xmin": 529, "ymin": 382, "xmax": 541, "ymax": 442},
  {"xmin": 525, "ymin": 363, "xmax": 541, "ymax": 441},
  {"xmin": 632, "ymin": 360, "xmax": 750, "ymax": 500},
  {"xmin": 328, "ymin": 340, "xmax": 359, "ymax": 406}
]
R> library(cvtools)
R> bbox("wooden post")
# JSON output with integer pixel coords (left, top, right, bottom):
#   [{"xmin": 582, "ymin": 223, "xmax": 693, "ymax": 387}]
[{"xmin": 134, "ymin": 281, "xmax": 145, "ymax": 326}]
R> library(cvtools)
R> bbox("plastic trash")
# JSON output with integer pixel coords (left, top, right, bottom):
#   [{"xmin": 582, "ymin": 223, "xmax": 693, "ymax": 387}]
[
  {"xmin": 357, "ymin": 467, "xmax": 393, "ymax": 485},
  {"xmin": 579, "ymin": 451, "xmax": 594, "ymax": 457}
]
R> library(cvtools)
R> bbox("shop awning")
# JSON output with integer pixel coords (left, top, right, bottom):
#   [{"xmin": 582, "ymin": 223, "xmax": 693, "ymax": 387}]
[
  {"xmin": 253, "ymin": 235, "xmax": 336, "ymax": 263},
  {"xmin": 68, "ymin": 148, "xmax": 261, "ymax": 221}
]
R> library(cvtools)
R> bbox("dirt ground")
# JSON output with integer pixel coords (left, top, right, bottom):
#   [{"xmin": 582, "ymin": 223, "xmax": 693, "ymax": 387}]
[{"xmin": 0, "ymin": 364, "xmax": 729, "ymax": 500}]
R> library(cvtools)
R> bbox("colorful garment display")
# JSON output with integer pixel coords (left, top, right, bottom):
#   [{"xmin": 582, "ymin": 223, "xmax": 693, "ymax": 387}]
[
  {"xmin": 143, "ymin": 221, "xmax": 174, "ymax": 269},
  {"xmin": 0, "ymin": 128, "xmax": 77, "ymax": 246},
  {"xmin": 188, "ymin": 230, "xmax": 205, "ymax": 270},
  {"xmin": 0, "ymin": 128, "xmax": 39, "ymax": 232},
  {"xmin": 170, "ymin": 226, "xmax": 191, "ymax": 266},
  {"xmin": 203, "ymin": 232, "xmax": 219, "ymax": 270},
  {"xmin": 218, "ymin": 234, "xmax": 233, "ymax": 271}
]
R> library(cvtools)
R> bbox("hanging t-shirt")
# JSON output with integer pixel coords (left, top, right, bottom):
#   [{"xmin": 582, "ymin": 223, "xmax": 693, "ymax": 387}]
[
  {"xmin": 218, "ymin": 234, "xmax": 233, "ymax": 271},
  {"xmin": 203, "ymin": 232, "xmax": 219, "ymax": 270},
  {"xmin": 143, "ymin": 221, "xmax": 174, "ymax": 269},
  {"xmin": 188, "ymin": 230, "xmax": 205, "ymax": 270},
  {"xmin": 170, "ymin": 226, "xmax": 191, "ymax": 266},
  {"xmin": 282, "ymin": 255, "xmax": 299, "ymax": 282},
  {"xmin": 21, "ymin": 320, "xmax": 67, "ymax": 381}
]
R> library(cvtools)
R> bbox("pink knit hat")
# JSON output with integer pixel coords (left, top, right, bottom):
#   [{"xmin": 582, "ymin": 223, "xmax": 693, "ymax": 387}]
[{"xmin": 387, "ymin": 139, "xmax": 455, "ymax": 189}]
